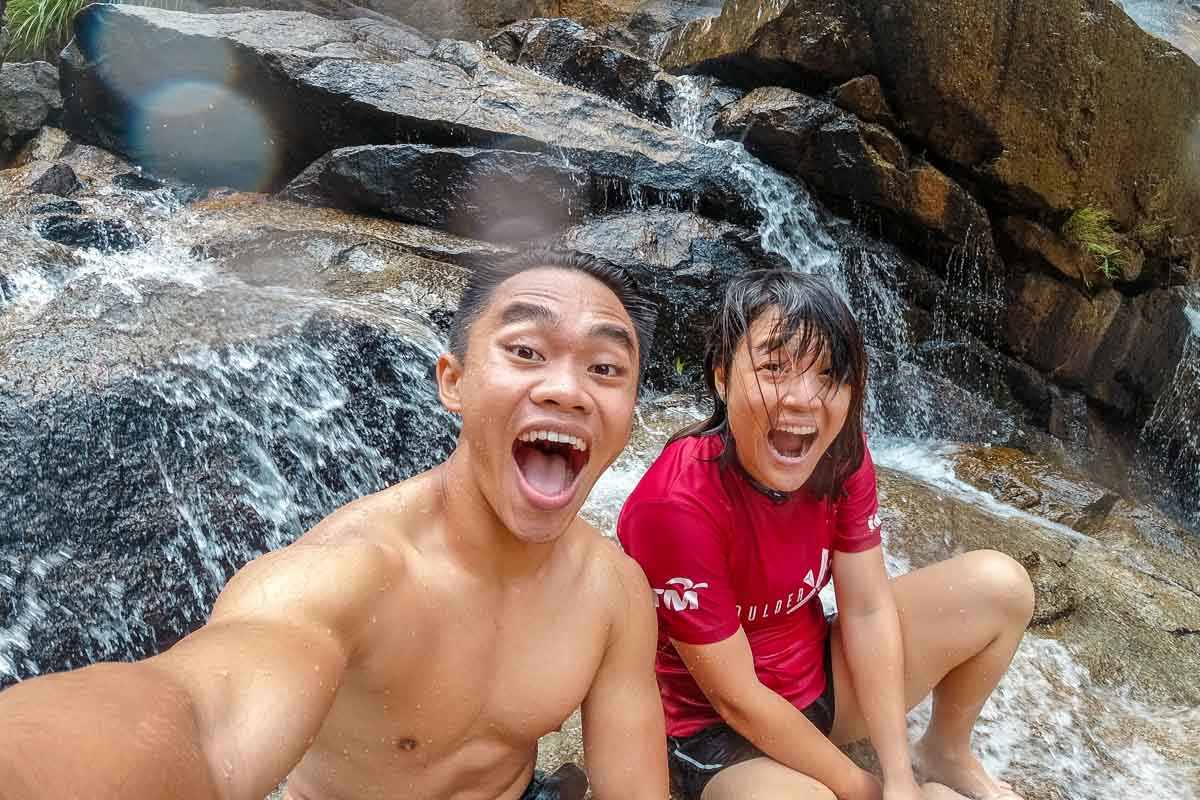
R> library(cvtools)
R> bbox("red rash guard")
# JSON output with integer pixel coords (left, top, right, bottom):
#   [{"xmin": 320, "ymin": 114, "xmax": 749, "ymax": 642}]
[{"xmin": 617, "ymin": 433, "xmax": 882, "ymax": 737}]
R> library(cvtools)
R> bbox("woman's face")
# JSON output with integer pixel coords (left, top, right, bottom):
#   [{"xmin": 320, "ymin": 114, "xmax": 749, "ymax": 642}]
[{"xmin": 716, "ymin": 310, "xmax": 853, "ymax": 493}]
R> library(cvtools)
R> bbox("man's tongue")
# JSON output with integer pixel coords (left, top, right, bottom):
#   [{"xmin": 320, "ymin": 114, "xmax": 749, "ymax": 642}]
[
  {"xmin": 770, "ymin": 429, "xmax": 813, "ymax": 458},
  {"xmin": 516, "ymin": 446, "xmax": 571, "ymax": 496}
]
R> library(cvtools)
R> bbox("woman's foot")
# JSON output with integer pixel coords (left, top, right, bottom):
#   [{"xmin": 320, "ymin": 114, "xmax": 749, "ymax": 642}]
[{"xmin": 913, "ymin": 738, "xmax": 1023, "ymax": 799}]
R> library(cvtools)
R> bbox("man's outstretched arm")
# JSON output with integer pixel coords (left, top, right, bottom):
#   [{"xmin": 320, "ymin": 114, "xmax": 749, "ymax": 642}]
[
  {"xmin": 580, "ymin": 554, "xmax": 668, "ymax": 800},
  {"xmin": 0, "ymin": 539, "xmax": 394, "ymax": 800}
]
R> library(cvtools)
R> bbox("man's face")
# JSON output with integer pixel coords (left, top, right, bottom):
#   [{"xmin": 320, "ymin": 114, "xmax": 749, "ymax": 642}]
[
  {"xmin": 717, "ymin": 310, "xmax": 852, "ymax": 493},
  {"xmin": 438, "ymin": 267, "xmax": 640, "ymax": 543}
]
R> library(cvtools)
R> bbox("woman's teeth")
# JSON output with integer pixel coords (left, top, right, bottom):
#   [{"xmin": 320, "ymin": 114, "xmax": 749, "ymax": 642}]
[
  {"xmin": 517, "ymin": 430, "xmax": 588, "ymax": 452},
  {"xmin": 776, "ymin": 424, "xmax": 816, "ymax": 436}
]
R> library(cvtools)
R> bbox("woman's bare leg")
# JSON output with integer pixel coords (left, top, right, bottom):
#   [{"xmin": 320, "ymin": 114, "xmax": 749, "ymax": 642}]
[
  {"xmin": 701, "ymin": 757, "xmax": 836, "ymax": 800},
  {"xmin": 827, "ymin": 549, "xmax": 1035, "ymax": 798}
]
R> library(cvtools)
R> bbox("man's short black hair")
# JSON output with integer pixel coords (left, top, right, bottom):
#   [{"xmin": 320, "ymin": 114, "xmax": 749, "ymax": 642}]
[{"xmin": 448, "ymin": 247, "xmax": 658, "ymax": 382}]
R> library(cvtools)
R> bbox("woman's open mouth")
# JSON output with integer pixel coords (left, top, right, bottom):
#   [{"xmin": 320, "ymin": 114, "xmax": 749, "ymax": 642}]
[
  {"xmin": 512, "ymin": 429, "xmax": 591, "ymax": 510},
  {"xmin": 768, "ymin": 424, "xmax": 818, "ymax": 461}
]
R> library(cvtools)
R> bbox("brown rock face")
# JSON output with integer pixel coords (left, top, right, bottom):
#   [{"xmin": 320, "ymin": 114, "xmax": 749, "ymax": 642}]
[
  {"xmin": 1007, "ymin": 273, "xmax": 1190, "ymax": 415},
  {"xmin": 663, "ymin": 0, "xmax": 1200, "ymax": 252},
  {"xmin": 660, "ymin": 0, "xmax": 875, "ymax": 91},
  {"xmin": 832, "ymin": 74, "xmax": 898, "ymax": 129},
  {"xmin": 862, "ymin": 0, "xmax": 1200, "ymax": 243},
  {"xmin": 715, "ymin": 87, "xmax": 994, "ymax": 259}
]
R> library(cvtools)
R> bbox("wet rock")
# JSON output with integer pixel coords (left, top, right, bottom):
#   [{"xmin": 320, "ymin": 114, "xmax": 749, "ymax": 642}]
[
  {"xmin": 28, "ymin": 162, "xmax": 83, "ymax": 196},
  {"xmin": 113, "ymin": 171, "xmax": 165, "ymax": 192},
  {"xmin": 486, "ymin": 18, "xmax": 676, "ymax": 125},
  {"xmin": 200, "ymin": 0, "xmax": 436, "ymax": 50},
  {"xmin": 831, "ymin": 75, "xmax": 897, "ymax": 129},
  {"xmin": 860, "ymin": 0, "xmax": 1200, "ymax": 252},
  {"xmin": 284, "ymin": 144, "xmax": 597, "ymax": 243},
  {"xmin": 61, "ymin": 6, "xmax": 747, "ymax": 220},
  {"xmin": 1007, "ymin": 274, "xmax": 1190, "ymax": 416},
  {"xmin": 543, "ymin": 211, "xmax": 779, "ymax": 386},
  {"xmin": 30, "ymin": 200, "xmax": 83, "ymax": 215},
  {"xmin": 0, "ymin": 62, "xmax": 62, "ymax": 161},
  {"xmin": 183, "ymin": 192, "xmax": 510, "ymax": 325},
  {"xmin": 1003, "ymin": 215, "xmax": 1145, "ymax": 289},
  {"xmin": 36, "ymin": 215, "xmax": 141, "ymax": 252},
  {"xmin": 877, "ymin": 462, "xmax": 1200, "ymax": 708},
  {"xmin": 626, "ymin": 0, "xmax": 724, "ymax": 44},
  {"xmin": 660, "ymin": 0, "xmax": 875, "ymax": 92},
  {"xmin": 715, "ymin": 87, "xmax": 995, "ymax": 263},
  {"xmin": 0, "ymin": 264, "xmax": 458, "ymax": 683}
]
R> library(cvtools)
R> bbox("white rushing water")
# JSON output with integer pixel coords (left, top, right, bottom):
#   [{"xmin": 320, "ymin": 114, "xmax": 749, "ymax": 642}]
[{"xmin": 1139, "ymin": 288, "xmax": 1200, "ymax": 529}]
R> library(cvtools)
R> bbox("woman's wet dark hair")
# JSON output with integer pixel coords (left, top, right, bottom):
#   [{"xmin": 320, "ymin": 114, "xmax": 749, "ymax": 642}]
[
  {"xmin": 448, "ymin": 246, "xmax": 658, "ymax": 383},
  {"xmin": 669, "ymin": 269, "xmax": 868, "ymax": 500}
]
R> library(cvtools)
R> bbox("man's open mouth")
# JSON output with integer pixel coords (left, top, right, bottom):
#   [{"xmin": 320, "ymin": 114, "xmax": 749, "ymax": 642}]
[
  {"xmin": 512, "ymin": 429, "xmax": 591, "ymax": 507},
  {"xmin": 768, "ymin": 424, "xmax": 818, "ymax": 460}
]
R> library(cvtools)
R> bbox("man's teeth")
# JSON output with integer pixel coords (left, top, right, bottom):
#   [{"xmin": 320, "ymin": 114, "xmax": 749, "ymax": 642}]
[
  {"xmin": 518, "ymin": 430, "xmax": 588, "ymax": 452},
  {"xmin": 777, "ymin": 424, "xmax": 817, "ymax": 435}
]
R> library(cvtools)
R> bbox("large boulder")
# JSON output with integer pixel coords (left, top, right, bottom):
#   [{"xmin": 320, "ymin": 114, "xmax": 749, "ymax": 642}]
[
  {"xmin": 660, "ymin": 0, "xmax": 875, "ymax": 91},
  {"xmin": 714, "ymin": 87, "xmax": 996, "ymax": 266},
  {"xmin": 60, "ymin": 6, "xmax": 748, "ymax": 220},
  {"xmin": 0, "ymin": 62, "xmax": 62, "ymax": 162},
  {"xmin": 662, "ymin": 0, "xmax": 1200, "ymax": 255},
  {"xmin": 486, "ymin": 18, "xmax": 676, "ymax": 125}
]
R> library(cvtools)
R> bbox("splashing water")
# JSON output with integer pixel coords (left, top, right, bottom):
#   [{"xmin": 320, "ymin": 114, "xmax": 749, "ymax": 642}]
[{"xmin": 1139, "ymin": 289, "xmax": 1200, "ymax": 528}]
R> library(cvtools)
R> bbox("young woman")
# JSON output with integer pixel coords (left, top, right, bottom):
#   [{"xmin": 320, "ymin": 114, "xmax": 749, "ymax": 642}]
[{"xmin": 618, "ymin": 270, "xmax": 1033, "ymax": 800}]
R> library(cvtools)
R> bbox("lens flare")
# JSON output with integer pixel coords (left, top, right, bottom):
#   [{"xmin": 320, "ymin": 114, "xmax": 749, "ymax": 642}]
[{"xmin": 132, "ymin": 81, "xmax": 279, "ymax": 190}]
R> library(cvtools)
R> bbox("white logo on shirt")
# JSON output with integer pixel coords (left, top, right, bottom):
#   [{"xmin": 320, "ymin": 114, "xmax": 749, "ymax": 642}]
[
  {"xmin": 654, "ymin": 577, "xmax": 709, "ymax": 611},
  {"xmin": 868, "ymin": 513, "xmax": 882, "ymax": 532}
]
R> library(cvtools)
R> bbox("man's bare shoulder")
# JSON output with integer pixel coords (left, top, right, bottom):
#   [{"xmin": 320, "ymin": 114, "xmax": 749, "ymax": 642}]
[
  {"xmin": 569, "ymin": 519, "xmax": 654, "ymax": 621},
  {"xmin": 212, "ymin": 472, "xmax": 443, "ymax": 630}
]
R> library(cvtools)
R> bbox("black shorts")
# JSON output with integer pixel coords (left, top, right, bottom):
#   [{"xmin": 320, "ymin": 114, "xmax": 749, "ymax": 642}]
[
  {"xmin": 666, "ymin": 634, "xmax": 836, "ymax": 800},
  {"xmin": 520, "ymin": 763, "xmax": 588, "ymax": 800}
]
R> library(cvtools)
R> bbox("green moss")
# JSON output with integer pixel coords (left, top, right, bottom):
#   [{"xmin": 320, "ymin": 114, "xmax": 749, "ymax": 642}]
[{"xmin": 1061, "ymin": 206, "xmax": 1130, "ymax": 280}]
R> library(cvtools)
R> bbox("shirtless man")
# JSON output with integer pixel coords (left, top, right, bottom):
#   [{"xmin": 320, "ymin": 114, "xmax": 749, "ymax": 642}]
[{"xmin": 0, "ymin": 248, "xmax": 669, "ymax": 800}]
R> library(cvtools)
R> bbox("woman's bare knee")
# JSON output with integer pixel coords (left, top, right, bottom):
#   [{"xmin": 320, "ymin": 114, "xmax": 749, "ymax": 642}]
[{"xmin": 961, "ymin": 549, "xmax": 1035, "ymax": 625}]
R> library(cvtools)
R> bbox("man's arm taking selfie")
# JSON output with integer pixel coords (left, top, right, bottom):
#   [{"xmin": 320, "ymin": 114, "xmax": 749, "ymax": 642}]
[{"xmin": 0, "ymin": 538, "xmax": 392, "ymax": 800}]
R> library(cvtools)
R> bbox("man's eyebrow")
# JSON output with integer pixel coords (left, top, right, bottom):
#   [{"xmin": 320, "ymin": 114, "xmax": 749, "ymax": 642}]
[
  {"xmin": 499, "ymin": 301, "xmax": 561, "ymax": 328},
  {"xmin": 589, "ymin": 323, "xmax": 636, "ymax": 354}
]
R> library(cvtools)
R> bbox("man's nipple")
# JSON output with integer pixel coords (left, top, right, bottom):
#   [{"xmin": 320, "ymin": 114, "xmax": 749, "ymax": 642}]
[{"xmin": 393, "ymin": 737, "xmax": 418, "ymax": 752}]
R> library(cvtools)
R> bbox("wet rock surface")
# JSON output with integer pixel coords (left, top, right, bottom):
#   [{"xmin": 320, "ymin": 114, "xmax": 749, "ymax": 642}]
[
  {"xmin": 27, "ymin": 163, "xmax": 82, "ymax": 197},
  {"xmin": 0, "ymin": 62, "xmax": 62, "ymax": 162},
  {"xmin": 284, "ymin": 144, "xmax": 597, "ymax": 242},
  {"xmin": 60, "ymin": 5, "xmax": 747, "ymax": 222},
  {"xmin": 487, "ymin": 17, "xmax": 676, "ymax": 125},
  {"xmin": 715, "ymin": 87, "xmax": 996, "ymax": 265},
  {"xmin": 663, "ymin": 0, "xmax": 1200, "ymax": 255},
  {"xmin": 661, "ymin": 0, "xmax": 874, "ymax": 91}
]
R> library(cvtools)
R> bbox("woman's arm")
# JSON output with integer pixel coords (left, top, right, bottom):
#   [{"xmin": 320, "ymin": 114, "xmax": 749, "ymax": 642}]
[
  {"xmin": 832, "ymin": 546, "xmax": 920, "ymax": 798},
  {"xmin": 674, "ymin": 632, "xmax": 880, "ymax": 800}
]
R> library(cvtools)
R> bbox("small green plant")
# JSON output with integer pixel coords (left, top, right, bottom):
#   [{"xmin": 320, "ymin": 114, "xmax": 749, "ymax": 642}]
[
  {"xmin": 1061, "ymin": 206, "xmax": 1130, "ymax": 281},
  {"xmin": 4, "ymin": 0, "xmax": 91, "ymax": 61},
  {"xmin": 5, "ymin": 0, "xmax": 191, "ymax": 61},
  {"xmin": 674, "ymin": 356, "xmax": 686, "ymax": 376}
]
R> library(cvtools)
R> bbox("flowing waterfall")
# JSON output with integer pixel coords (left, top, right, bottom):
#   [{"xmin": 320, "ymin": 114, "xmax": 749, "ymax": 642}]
[{"xmin": 1140, "ymin": 290, "xmax": 1200, "ymax": 528}]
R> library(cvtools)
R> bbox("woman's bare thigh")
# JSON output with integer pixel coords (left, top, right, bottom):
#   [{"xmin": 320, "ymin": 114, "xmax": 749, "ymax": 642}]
[{"xmin": 701, "ymin": 757, "xmax": 835, "ymax": 800}]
